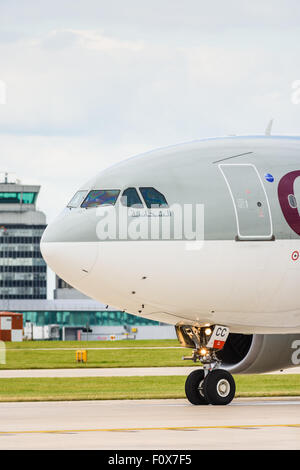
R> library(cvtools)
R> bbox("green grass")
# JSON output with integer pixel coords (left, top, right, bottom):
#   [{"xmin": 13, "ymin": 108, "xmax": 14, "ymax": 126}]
[
  {"xmin": 0, "ymin": 375, "xmax": 299, "ymax": 402},
  {"xmin": 236, "ymin": 374, "xmax": 300, "ymax": 397},
  {"xmin": 0, "ymin": 348, "xmax": 191, "ymax": 369},
  {"xmin": 0, "ymin": 339, "xmax": 191, "ymax": 370}
]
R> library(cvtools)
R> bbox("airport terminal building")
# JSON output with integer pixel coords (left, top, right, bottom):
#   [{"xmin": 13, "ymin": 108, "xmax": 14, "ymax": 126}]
[
  {"xmin": 0, "ymin": 178, "xmax": 47, "ymax": 300},
  {"xmin": 0, "ymin": 298, "xmax": 173, "ymax": 341}
]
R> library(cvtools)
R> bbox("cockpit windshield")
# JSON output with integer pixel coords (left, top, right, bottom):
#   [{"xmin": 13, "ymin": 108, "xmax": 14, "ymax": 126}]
[
  {"xmin": 121, "ymin": 188, "xmax": 144, "ymax": 208},
  {"xmin": 81, "ymin": 189, "xmax": 120, "ymax": 208},
  {"xmin": 68, "ymin": 187, "xmax": 168, "ymax": 209},
  {"xmin": 67, "ymin": 191, "xmax": 87, "ymax": 208},
  {"xmin": 139, "ymin": 187, "xmax": 169, "ymax": 208}
]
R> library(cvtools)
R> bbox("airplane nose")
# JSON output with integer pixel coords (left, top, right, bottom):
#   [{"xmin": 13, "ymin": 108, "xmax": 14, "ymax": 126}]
[{"xmin": 40, "ymin": 208, "xmax": 99, "ymax": 285}]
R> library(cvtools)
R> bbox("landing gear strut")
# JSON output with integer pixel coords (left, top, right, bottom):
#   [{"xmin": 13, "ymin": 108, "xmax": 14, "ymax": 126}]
[{"xmin": 177, "ymin": 324, "xmax": 235, "ymax": 406}]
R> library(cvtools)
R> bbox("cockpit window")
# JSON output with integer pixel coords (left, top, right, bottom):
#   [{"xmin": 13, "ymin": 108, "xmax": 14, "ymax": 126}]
[
  {"xmin": 139, "ymin": 187, "xmax": 169, "ymax": 208},
  {"xmin": 67, "ymin": 190, "xmax": 88, "ymax": 208},
  {"xmin": 121, "ymin": 188, "xmax": 144, "ymax": 208},
  {"xmin": 81, "ymin": 189, "xmax": 120, "ymax": 208}
]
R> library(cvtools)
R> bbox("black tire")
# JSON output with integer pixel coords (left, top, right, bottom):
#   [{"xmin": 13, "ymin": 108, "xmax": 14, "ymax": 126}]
[
  {"xmin": 185, "ymin": 369, "xmax": 209, "ymax": 405},
  {"xmin": 203, "ymin": 369, "xmax": 235, "ymax": 405}
]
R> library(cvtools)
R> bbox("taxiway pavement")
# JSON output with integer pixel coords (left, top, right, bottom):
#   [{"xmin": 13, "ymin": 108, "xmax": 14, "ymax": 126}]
[
  {"xmin": 0, "ymin": 366, "xmax": 299, "ymax": 378},
  {"xmin": 0, "ymin": 397, "xmax": 299, "ymax": 450}
]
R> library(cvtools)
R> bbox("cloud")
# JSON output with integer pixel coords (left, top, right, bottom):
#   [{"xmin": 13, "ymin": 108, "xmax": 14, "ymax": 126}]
[
  {"xmin": 2, "ymin": 0, "xmax": 300, "ymax": 36},
  {"xmin": 0, "ymin": 26, "xmax": 298, "ymax": 140},
  {"xmin": 40, "ymin": 29, "xmax": 144, "ymax": 52},
  {"xmin": 0, "ymin": 2, "xmax": 299, "ymax": 226}
]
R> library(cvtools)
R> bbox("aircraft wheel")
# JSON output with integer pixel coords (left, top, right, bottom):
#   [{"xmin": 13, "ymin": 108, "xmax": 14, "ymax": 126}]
[
  {"xmin": 203, "ymin": 369, "xmax": 235, "ymax": 405},
  {"xmin": 185, "ymin": 369, "xmax": 209, "ymax": 405}
]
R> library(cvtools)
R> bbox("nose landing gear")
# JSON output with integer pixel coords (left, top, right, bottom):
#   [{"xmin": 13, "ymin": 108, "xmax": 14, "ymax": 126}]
[
  {"xmin": 185, "ymin": 366, "xmax": 235, "ymax": 406},
  {"xmin": 184, "ymin": 369, "xmax": 208, "ymax": 405},
  {"xmin": 177, "ymin": 324, "xmax": 235, "ymax": 405}
]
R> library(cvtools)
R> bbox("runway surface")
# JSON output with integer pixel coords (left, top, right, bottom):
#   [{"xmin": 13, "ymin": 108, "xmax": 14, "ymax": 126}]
[
  {"xmin": 0, "ymin": 366, "xmax": 299, "ymax": 378},
  {"xmin": 0, "ymin": 397, "xmax": 299, "ymax": 450}
]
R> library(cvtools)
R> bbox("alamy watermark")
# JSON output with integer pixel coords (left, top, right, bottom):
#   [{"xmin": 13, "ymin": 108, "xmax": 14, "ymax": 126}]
[
  {"xmin": 291, "ymin": 80, "xmax": 300, "ymax": 105},
  {"xmin": 0, "ymin": 341, "xmax": 6, "ymax": 364},
  {"xmin": 95, "ymin": 202, "xmax": 204, "ymax": 249},
  {"xmin": 0, "ymin": 80, "xmax": 6, "ymax": 105},
  {"xmin": 291, "ymin": 339, "xmax": 300, "ymax": 365}
]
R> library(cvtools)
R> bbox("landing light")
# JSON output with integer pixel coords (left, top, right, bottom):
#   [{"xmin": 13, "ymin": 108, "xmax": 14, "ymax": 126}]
[
  {"xmin": 200, "ymin": 348, "xmax": 208, "ymax": 356},
  {"xmin": 204, "ymin": 328, "xmax": 212, "ymax": 336}
]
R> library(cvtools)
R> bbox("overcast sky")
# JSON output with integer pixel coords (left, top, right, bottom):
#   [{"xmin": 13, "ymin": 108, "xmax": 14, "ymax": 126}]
[
  {"xmin": 1, "ymin": 0, "xmax": 300, "ymax": 219},
  {"xmin": 1, "ymin": 1, "xmax": 300, "ymax": 294}
]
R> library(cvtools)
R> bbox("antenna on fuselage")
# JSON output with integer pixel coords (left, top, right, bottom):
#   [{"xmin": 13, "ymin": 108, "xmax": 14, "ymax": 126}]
[{"xmin": 265, "ymin": 119, "xmax": 274, "ymax": 136}]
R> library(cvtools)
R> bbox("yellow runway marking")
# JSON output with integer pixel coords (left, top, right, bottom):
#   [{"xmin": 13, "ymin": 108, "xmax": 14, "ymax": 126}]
[{"xmin": 0, "ymin": 424, "xmax": 299, "ymax": 435}]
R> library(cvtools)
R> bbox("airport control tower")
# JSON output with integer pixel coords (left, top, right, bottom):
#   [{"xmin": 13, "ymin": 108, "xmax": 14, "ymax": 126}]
[{"xmin": 0, "ymin": 175, "xmax": 47, "ymax": 299}]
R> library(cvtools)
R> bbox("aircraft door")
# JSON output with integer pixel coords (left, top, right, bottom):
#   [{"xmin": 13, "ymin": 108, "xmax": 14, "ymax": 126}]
[{"xmin": 219, "ymin": 163, "xmax": 273, "ymax": 240}]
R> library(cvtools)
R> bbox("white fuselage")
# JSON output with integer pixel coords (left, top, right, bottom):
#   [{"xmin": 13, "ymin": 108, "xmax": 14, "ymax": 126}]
[
  {"xmin": 41, "ymin": 136, "xmax": 300, "ymax": 335},
  {"xmin": 42, "ymin": 238, "xmax": 300, "ymax": 334}
]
